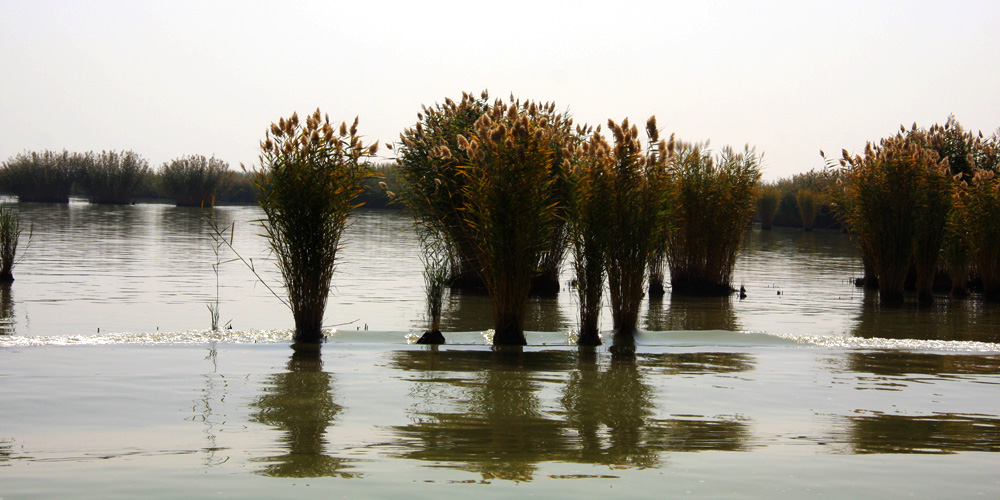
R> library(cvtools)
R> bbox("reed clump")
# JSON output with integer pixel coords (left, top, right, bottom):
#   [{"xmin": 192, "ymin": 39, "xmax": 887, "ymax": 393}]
[
  {"xmin": 795, "ymin": 189, "xmax": 821, "ymax": 231},
  {"xmin": 160, "ymin": 155, "xmax": 234, "ymax": 207},
  {"xmin": 254, "ymin": 109, "xmax": 376, "ymax": 343},
  {"xmin": 754, "ymin": 185, "xmax": 781, "ymax": 230},
  {"xmin": 0, "ymin": 206, "xmax": 24, "ymax": 282},
  {"xmin": 961, "ymin": 171, "xmax": 1000, "ymax": 299},
  {"xmin": 603, "ymin": 117, "xmax": 673, "ymax": 340},
  {"xmin": 952, "ymin": 133, "xmax": 1000, "ymax": 300},
  {"xmin": 417, "ymin": 231, "xmax": 451, "ymax": 343},
  {"xmin": 78, "ymin": 150, "xmax": 150, "ymax": 204},
  {"xmin": 0, "ymin": 150, "xmax": 82, "ymax": 203},
  {"xmin": 396, "ymin": 91, "xmax": 576, "ymax": 294},
  {"xmin": 453, "ymin": 99, "xmax": 572, "ymax": 345},
  {"xmin": 837, "ymin": 134, "xmax": 950, "ymax": 304},
  {"xmin": 666, "ymin": 143, "xmax": 761, "ymax": 295}
]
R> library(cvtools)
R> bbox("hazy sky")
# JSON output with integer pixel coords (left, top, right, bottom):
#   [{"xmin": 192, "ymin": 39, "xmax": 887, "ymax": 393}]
[{"xmin": 2, "ymin": 0, "xmax": 998, "ymax": 180}]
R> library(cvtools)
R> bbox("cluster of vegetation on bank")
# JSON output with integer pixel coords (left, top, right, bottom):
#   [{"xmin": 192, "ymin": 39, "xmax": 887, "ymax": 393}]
[{"xmin": 0, "ymin": 150, "xmax": 403, "ymax": 208}]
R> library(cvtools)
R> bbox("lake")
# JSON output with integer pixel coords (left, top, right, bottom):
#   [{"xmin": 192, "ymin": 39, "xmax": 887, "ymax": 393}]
[{"xmin": 1, "ymin": 202, "xmax": 998, "ymax": 498}]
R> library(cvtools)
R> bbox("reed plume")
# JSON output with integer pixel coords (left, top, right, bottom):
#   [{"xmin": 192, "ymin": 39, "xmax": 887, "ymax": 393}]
[{"xmin": 254, "ymin": 109, "xmax": 376, "ymax": 343}]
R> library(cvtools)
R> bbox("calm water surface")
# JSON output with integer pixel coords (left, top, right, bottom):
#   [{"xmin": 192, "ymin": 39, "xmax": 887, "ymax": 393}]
[
  {"xmin": 1, "ymin": 202, "xmax": 998, "ymax": 498},
  {"xmin": 2, "ymin": 200, "xmax": 999, "ymax": 343}
]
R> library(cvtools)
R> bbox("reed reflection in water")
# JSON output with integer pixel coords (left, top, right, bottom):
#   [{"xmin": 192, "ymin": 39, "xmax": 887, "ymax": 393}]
[
  {"xmin": 851, "ymin": 289, "xmax": 1000, "ymax": 343},
  {"xmin": 386, "ymin": 345, "xmax": 752, "ymax": 481},
  {"xmin": 840, "ymin": 412, "xmax": 1000, "ymax": 454},
  {"xmin": 249, "ymin": 345, "xmax": 357, "ymax": 478},
  {"xmin": 0, "ymin": 283, "xmax": 13, "ymax": 335}
]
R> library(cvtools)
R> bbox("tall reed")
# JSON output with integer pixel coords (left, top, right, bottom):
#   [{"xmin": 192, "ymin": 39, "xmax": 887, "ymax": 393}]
[
  {"xmin": 79, "ymin": 150, "xmax": 150, "ymax": 204},
  {"xmin": 397, "ymin": 92, "xmax": 496, "ymax": 290},
  {"xmin": 941, "ymin": 209, "xmax": 972, "ymax": 296},
  {"xmin": 964, "ymin": 172, "xmax": 1000, "ymax": 299},
  {"xmin": 955, "ymin": 134, "xmax": 1000, "ymax": 300},
  {"xmin": 603, "ymin": 117, "xmax": 672, "ymax": 339},
  {"xmin": 418, "ymin": 229, "xmax": 451, "ymax": 337},
  {"xmin": 160, "ymin": 155, "xmax": 234, "ymax": 207},
  {"xmin": 666, "ymin": 143, "xmax": 761, "ymax": 295},
  {"xmin": 255, "ymin": 109, "xmax": 376, "ymax": 343},
  {"xmin": 0, "ymin": 206, "xmax": 24, "ymax": 283},
  {"xmin": 795, "ymin": 189, "xmax": 820, "ymax": 231},
  {"xmin": 0, "ymin": 150, "xmax": 80, "ymax": 203},
  {"xmin": 838, "ymin": 136, "xmax": 949, "ymax": 304},
  {"xmin": 566, "ymin": 128, "xmax": 612, "ymax": 345},
  {"xmin": 755, "ymin": 185, "xmax": 781, "ymax": 230},
  {"xmin": 454, "ymin": 102, "xmax": 569, "ymax": 345}
]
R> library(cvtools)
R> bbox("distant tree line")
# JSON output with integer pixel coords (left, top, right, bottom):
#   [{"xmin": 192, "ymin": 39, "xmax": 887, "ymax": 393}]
[{"xmin": 0, "ymin": 150, "xmax": 403, "ymax": 208}]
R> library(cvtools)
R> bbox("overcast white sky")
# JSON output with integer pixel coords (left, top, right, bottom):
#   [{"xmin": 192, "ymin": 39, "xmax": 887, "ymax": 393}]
[{"xmin": 2, "ymin": 0, "xmax": 998, "ymax": 180}]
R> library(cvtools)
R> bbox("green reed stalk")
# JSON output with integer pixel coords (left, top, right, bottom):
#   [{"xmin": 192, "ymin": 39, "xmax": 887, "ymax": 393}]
[
  {"xmin": 755, "ymin": 185, "xmax": 781, "ymax": 230},
  {"xmin": 160, "ymin": 155, "xmax": 234, "ymax": 207},
  {"xmin": 667, "ymin": 143, "xmax": 760, "ymax": 295},
  {"xmin": 255, "ymin": 109, "xmax": 376, "ymax": 343}
]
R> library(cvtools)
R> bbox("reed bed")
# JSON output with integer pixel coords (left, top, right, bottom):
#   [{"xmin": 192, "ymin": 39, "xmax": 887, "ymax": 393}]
[
  {"xmin": 837, "ymin": 136, "xmax": 949, "ymax": 304},
  {"xmin": 755, "ymin": 185, "xmax": 781, "ymax": 230},
  {"xmin": 666, "ymin": 143, "xmax": 761, "ymax": 295},
  {"xmin": 254, "ymin": 109, "xmax": 376, "ymax": 343},
  {"xmin": 0, "ymin": 150, "xmax": 81, "ymax": 203},
  {"xmin": 78, "ymin": 150, "xmax": 150, "ymax": 204},
  {"xmin": 834, "ymin": 119, "xmax": 1000, "ymax": 304},
  {"xmin": 159, "ymin": 155, "xmax": 234, "ymax": 207}
]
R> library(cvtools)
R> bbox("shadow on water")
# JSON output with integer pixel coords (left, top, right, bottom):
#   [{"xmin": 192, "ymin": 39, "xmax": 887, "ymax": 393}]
[
  {"xmin": 0, "ymin": 284, "xmax": 13, "ymax": 335},
  {"xmin": 850, "ymin": 288, "xmax": 1000, "ymax": 343},
  {"xmin": 385, "ymin": 343, "xmax": 752, "ymax": 481},
  {"xmin": 248, "ymin": 344, "xmax": 357, "ymax": 478}
]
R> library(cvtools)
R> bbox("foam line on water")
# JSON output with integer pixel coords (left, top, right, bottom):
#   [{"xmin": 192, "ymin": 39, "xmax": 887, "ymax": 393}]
[
  {"xmin": 769, "ymin": 332, "xmax": 1000, "ymax": 352},
  {"xmin": 2, "ymin": 328, "xmax": 999, "ymax": 353}
]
